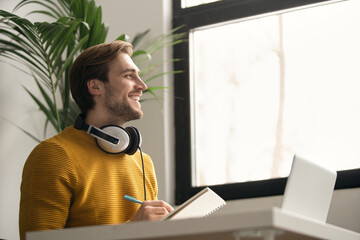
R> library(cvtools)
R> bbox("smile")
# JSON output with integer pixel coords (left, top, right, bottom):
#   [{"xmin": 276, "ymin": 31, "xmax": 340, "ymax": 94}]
[{"xmin": 129, "ymin": 96, "xmax": 140, "ymax": 102}]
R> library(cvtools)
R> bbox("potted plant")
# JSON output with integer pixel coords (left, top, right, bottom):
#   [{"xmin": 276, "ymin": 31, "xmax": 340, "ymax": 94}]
[{"xmin": 0, "ymin": 0, "xmax": 184, "ymax": 141}]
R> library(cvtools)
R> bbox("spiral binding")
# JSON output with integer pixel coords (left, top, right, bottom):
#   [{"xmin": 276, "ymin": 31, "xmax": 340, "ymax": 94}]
[{"xmin": 205, "ymin": 202, "xmax": 226, "ymax": 217}]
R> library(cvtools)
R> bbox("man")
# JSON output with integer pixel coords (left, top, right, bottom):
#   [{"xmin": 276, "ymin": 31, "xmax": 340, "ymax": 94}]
[{"xmin": 19, "ymin": 40, "xmax": 173, "ymax": 240}]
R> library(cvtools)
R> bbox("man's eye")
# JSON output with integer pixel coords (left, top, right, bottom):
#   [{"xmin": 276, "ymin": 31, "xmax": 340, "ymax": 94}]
[{"xmin": 125, "ymin": 74, "xmax": 132, "ymax": 79}]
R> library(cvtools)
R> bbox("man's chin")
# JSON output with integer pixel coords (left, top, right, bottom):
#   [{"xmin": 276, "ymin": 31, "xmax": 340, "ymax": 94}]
[
  {"xmin": 127, "ymin": 109, "xmax": 143, "ymax": 121},
  {"xmin": 136, "ymin": 112, "xmax": 144, "ymax": 120}
]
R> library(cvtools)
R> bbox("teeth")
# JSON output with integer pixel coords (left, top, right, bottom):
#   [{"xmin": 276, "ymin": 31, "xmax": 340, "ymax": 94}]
[{"xmin": 130, "ymin": 96, "xmax": 140, "ymax": 101}]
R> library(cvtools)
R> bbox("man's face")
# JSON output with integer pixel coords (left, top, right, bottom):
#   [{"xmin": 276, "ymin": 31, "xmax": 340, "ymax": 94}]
[{"xmin": 103, "ymin": 53, "xmax": 147, "ymax": 123}]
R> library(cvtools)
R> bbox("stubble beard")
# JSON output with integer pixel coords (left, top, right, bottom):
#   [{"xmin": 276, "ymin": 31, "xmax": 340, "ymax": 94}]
[{"xmin": 104, "ymin": 86, "xmax": 143, "ymax": 123}]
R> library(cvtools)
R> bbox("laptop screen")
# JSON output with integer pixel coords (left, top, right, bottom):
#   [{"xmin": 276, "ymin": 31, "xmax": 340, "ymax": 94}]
[{"xmin": 281, "ymin": 155, "xmax": 337, "ymax": 222}]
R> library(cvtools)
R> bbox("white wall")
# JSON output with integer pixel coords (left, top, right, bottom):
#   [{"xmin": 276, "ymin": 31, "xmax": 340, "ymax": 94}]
[
  {"xmin": 0, "ymin": 1, "xmax": 56, "ymax": 240},
  {"xmin": 0, "ymin": 1, "xmax": 358, "ymax": 240}
]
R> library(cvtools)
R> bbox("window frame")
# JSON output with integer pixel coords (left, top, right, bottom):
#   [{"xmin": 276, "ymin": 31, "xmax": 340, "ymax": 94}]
[{"xmin": 172, "ymin": 0, "xmax": 360, "ymax": 205}]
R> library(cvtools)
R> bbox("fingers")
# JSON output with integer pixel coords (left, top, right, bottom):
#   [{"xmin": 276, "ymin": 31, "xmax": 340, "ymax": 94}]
[
  {"xmin": 131, "ymin": 200, "xmax": 174, "ymax": 222},
  {"xmin": 143, "ymin": 200, "xmax": 174, "ymax": 213}
]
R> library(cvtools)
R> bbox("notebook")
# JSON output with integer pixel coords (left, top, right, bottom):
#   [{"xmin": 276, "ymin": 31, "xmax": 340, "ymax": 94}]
[
  {"xmin": 163, "ymin": 187, "xmax": 226, "ymax": 220},
  {"xmin": 281, "ymin": 155, "xmax": 337, "ymax": 222}
]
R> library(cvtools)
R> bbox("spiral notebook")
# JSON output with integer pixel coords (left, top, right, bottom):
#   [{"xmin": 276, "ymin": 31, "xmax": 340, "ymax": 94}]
[{"xmin": 163, "ymin": 187, "xmax": 226, "ymax": 221}]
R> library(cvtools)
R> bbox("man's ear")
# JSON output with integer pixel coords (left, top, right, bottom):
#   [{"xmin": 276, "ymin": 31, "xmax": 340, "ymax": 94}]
[{"xmin": 87, "ymin": 79, "xmax": 103, "ymax": 96}]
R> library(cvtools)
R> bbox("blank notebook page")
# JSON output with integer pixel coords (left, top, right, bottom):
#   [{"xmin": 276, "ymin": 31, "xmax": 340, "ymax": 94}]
[{"xmin": 165, "ymin": 187, "xmax": 226, "ymax": 220}]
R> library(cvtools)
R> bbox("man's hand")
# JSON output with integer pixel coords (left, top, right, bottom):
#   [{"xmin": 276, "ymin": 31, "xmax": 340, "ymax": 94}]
[{"xmin": 131, "ymin": 200, "xmax": 174, "ymax": 221}]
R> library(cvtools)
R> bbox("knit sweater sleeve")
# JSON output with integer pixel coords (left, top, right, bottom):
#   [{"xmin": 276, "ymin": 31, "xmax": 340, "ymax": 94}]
[{"xmin": 19, "ymin": 141, "xmax": 77, "ymax": 240}]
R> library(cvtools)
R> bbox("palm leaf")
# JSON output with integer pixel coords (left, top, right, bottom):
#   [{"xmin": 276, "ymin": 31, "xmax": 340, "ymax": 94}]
[
  {"xmin": 26, "ymin": 10, "xmax": 57, "ymax": 19},
  {"xmin": 0, "ymin": 11, "xmax": 43, "ymax": 54},
  {"xmin": 0, "ymin": 43, "xmax": 49, "ymax": 80},
  {"xmin": 0, "ymin": 54, "xmax": 51, "ymax": 89},
  {"xmin": 14, "ymin": 0, "xmax": 68, "ymax": 19},
  {"xmin": 33, "ymin": 76, "xmax": 57, "ymax": 118},
  {"xmin": 3, "ymin": 16, "xmax": 41, "ymax": 50},
  {"xmin": 0, "ymin": 116, "xmax": 41, "ymax": 142},
  {"xmin": 1, "ymin": 0, "xmax": 186, "ymax": 140},
  {"xmin": 55, "ymin": 33, "xmax": 89, "ymax": 86},
  {"xmin": 85, "ymin": 4, "xmax": 108, "ymax": 47},
  {"xmin": 140, "ymin": 58, "xmax": 183, "ymax": 77},
  {"xmin": 131, "ymin": 29, "xmax": 150, "ymax": 49},
  {"xmin": 116, "ymin": 33, "xmax": 129, "ymax": 42},
  {"xmin": 144, "ymin": 86, "xmax": 168, "ymax": 97},
  {"xmin": 23, "ymin": 86, "xmax": 58, "ymax": 131},
  {"xmin": 144, "ymin": 70, "xmax": 184, "ymax": 84},
  {"xmin": 132, "ymin": 50, "xmax": 152, "ymax": 60}
]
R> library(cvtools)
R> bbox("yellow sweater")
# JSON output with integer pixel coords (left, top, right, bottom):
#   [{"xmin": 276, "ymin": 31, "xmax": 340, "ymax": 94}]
[{"xmin": 19, "ymin": 126, "xmax": 158, "ymax": 240}]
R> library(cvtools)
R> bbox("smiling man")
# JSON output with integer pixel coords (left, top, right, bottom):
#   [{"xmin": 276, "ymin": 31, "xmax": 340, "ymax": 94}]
[{"xmin": 19, "ymin": 40, "xmax": 173, "ymax": 240}]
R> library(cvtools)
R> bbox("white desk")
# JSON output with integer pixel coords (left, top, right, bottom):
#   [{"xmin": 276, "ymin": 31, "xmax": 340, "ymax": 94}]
[{"xmin": 27, "ymin": 207, "xmax": 360, "ymax": 240}]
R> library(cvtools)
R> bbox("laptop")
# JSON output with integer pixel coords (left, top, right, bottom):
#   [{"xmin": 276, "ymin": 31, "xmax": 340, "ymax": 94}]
[{"xmin": 281, "ymin": 155, "xmax": 337, "ymax": 223}]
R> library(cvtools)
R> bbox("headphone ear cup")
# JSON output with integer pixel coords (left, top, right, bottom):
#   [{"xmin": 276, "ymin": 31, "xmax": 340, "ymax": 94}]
[
  {"xmin": 124, "ymin": 126, "xmax": 142, "ymax": 155},
  {"xmin": 96, "ymin": 125, "xmax": 130, "ymax": 154}
]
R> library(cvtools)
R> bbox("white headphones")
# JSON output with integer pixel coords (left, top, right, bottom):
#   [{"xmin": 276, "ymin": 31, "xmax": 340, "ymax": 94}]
[{"xmin": 74, "ymin": 114, "xmax": 142, "ymax": 155}]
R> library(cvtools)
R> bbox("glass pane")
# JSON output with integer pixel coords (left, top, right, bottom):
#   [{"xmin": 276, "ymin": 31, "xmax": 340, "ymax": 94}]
[
  {"xmin": 190, "ymin": 0, "xmax": 360, "ymax": 187},
  {"xmin": 181, "ymin": 0, "xmax": 220, "ymax": 8}
]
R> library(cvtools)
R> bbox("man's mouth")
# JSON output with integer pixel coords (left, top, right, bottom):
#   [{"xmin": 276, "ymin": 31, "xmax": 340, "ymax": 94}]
[
  {"xmin": 129, "ymin": 94, "xmax": 141, "ymax": 102},
  {"xmin": 130, "ymin": 96, "xmax": 140, "ymax": 101}
]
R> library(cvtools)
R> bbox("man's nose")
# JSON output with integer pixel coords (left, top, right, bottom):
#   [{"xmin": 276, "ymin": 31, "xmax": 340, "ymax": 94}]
[{"xmin": 136, "ymin": 77, "xmax": 147, "ymax": 91}]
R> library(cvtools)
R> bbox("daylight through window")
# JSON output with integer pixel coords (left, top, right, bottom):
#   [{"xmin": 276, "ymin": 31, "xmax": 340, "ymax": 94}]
[{"xmin": 189, "ymin": 0, "xmax": 360, "ymax": 187}]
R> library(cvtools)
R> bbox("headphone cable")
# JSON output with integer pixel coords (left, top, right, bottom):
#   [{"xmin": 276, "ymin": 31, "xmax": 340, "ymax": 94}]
[{"xmin": 139, "ymin": 147, "xmax": 146, "ymax": 201}]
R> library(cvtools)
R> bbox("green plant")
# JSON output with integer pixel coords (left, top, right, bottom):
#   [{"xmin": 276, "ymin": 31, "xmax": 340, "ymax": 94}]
[{"xmin": 0, "ymin": 0, "xmax": 185, "ymax": 141}]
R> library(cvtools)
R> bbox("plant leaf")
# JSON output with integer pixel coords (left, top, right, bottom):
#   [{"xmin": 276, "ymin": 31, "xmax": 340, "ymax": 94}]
[
  {"xmin": 55, "ymin": 33, "xmax": 89, "ymax": 86},
  {"xmin": 132, "ymin": 29, "xmax": 150, "ymax": 48},
  {"xmin": 116, "ymin": 33, "xmax": 129, "ymax": 42},
  {"xmin": 144, "ymin": 70, "xmax": 184, "ymax": 83},
  {"xmin": 132, "ymin": 50, "xmax": 152, "ymax": 60},
  {"xmin": 0, "ymin": 116, "xmax": 41, "ymax": 142},
  {"xmin": 23, "ymin": 86, "xmax": 58, "ymax": 131},
  {"xmin": 33, "ymin": 76, "xmax": 57, "ymax": 118}
]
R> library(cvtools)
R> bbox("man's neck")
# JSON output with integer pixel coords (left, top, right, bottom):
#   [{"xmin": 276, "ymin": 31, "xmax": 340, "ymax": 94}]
[{"xmin": 85, "ymin": 109, "xmax": 126, "ymax": 128}]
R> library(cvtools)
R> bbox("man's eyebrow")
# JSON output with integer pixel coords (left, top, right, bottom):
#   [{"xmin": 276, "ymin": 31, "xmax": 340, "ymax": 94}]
[{"xmin": 120, "ymin": 68, "xmax": 139, "ymax": 74}]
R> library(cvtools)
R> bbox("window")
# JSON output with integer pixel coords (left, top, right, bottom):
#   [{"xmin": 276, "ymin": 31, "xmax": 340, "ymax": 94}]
[
  {"xmin": 173, "ymin": 0, "xmax": 360, "ymax": 204},
  {"xmin": 181, "ymin": 0, "xmax": 220, "ymax": 8}
]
